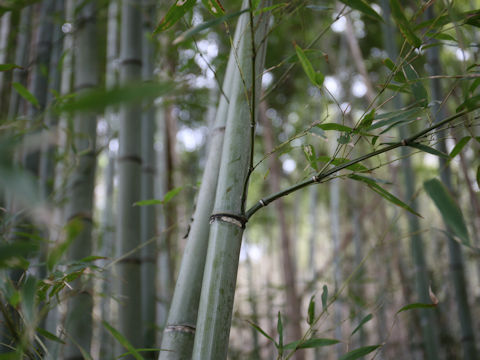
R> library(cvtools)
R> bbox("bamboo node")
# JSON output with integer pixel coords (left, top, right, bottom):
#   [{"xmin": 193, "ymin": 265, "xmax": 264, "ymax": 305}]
[
  {"xmin": 209, "ymin": 213, "xmax": 247, "ymax": 229},
  {"xmin": 401, "ymin": 139, "xmax": 408, "ymax": 146},
  {"xmin": 259, "ymin": 199, "xmax": 266, "ymax": 207},
  {"xmin": 312, "ymin": 175, "xmax": 320, "ymax": 182},
  {"xmin": 165, "ymin": 325, "xmax": 196, "ymax": 334}
]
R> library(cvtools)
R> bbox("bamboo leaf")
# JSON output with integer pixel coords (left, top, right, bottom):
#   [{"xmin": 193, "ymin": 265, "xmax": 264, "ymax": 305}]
[
  {"xmin": 449, "ymin": 136, "xmax": 471, "ymax": 159},
  {"xmin": 277, "ymin": 312, "xmax": 283, "ymax": 350},
  {"xmin": 295, "ymin": 45, "xmax": 323, "ymax": 86},
  {"xmin": 403, "ymin": 64, "xmax": 428, "ymax": 107},
  {"xmin": 173, "ymin": 9, "xmax": 247, "ymax": 45},
  {"xmin": 134, "ymin": 186, "xmax": 183, "ymax": 206},
  {"xmin": 254, "ymin": 3, "xmax": 286, "ymax": 15},
  {"xmin": 102, "ymin": 321, "xmax": 145, "ymax": 360},
  {"xmin": 36, "ymin": 327, "xmax": 66, "ymax": 344},
  {"xmin": 357, "ymin": 109, "xmax": 375, "ymax": 130},
  {"xmin": 154, "ymin": 0, "xmax": 197, "ymax": 33},
  {"xmin": 389, "ymin": 0, "xmax": 421, "ymax": 48},
  {"xmin": 0, "ymin": 63, "xmax": 22, "ymax": 71},
  {"xmin": 408, "ymin": 143, "xmax": 448, "ymax": 159},
  {"xmin": 424, "ymin": 178, "xmax": 470, "ymax": 245},
  {"xmin": 321, "ymin": 285, "xmax": 328, "ymax": 311},
  {"xmin": 246, "ymin": 320, "xmax": 277, "ymax": 345},
  {"xmin": 456, "ymin": 94, "xmax": 480, "ymax": 112},
  {"xmin": 317, "ymin": 123, "xmax": 352, "ymax": 132},
  {"xmin": 351, "ymin": 313, "xmax": 373, "ymax": 336},
  {"xmin": 397, "ymin": 302, "xmax": 437, "ymax": 314},
  {"xmin": 338, "ymin": 0, "xmax": 382, "ymax": 22},
  {"xmin": 316, "ymin": 156, "xmax": 369, "ymax": 172},
  {"xmin": 339, "ymin": 345, "xmax": 381, "ymax": 360},
  {"xmin": 60, "ymin": 82, "xmax": 173, "ymax": 113},
  {"xmin": 349, "ymin": 174, "xmax": 421, "ymax": 217},
  {"xmin": 284, "ymin": 338, "xmax": 340, "ymax": 350},
  {"xmin": 368, "ymin": 107, "xmax": 422, "ymax": 131},
  {"xmin": 307, "ymin": 295, "xmax": 315, "ymax": 325},
  {"xmin": 21, "ymin": 276, "xmax": 37, "ymax": 325},
  {"xmin": 201, "ymin": 0, "xmax": 225, "ymax": 16},
  {"xmin": 12, "ymin": 82, "xmax": 39, "ymax": 108}
]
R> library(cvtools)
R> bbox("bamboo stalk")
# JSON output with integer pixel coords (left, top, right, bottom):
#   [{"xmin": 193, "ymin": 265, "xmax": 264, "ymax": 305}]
[
  {"xmin": 141, "ymin": 1, "xmax": 157, "ymax": 355},
  {"xmin": 158, "ymin": 5, "xmax": 249, "ymax": 359},
  {"xmin": 116, "ymin": 0, "xmax": 144, "ymax": 351},
  {"xmin": 63, "ymin": 1, "xmax": 99, "ymax": 358},
  {"xmin": 426, "ymin": 8, "xmax": 478, "ymax": 359},
  {"xmin": 191, "ymin": 2, "xmax": 270, "ymax": 358}
]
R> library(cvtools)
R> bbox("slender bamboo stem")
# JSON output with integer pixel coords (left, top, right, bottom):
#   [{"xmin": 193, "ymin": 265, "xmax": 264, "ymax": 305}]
[
  {"xmin": 245, "ymin": 109, "xmax": 473, "ymax": 219},
  {"xmin": 191, "ymin": 3, "xmax": 270, "ymax": 359},
  {"xmin": 63, "ymin": 1, "xmax": 99, "ymax": 358},
  {"xmin": 116, "ymin": 0, "xmax": 144, "ymax": 351}
]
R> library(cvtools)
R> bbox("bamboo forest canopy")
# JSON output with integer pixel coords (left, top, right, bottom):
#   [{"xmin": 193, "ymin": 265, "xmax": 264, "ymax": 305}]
[{"xmin": 0, "ymin": 0, "xmax": 480, "ymax": 359}]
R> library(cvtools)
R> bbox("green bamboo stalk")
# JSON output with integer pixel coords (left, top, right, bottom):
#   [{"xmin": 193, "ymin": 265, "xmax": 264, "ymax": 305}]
[
  {"xmin": 39, "ymin": 0, "xmax": 65, "ymax": 201},
  {"xmin": 0, "ymin": 11, "xmax": 11, "ymax": 112},
  {"xmin": 191, "ymin": 3, "xmax": 270, "ymax": 359},
  {"xmin": 116, "ymin": 0, "xmax": 144, "ymax": 351},
  {"xmin": 426, "ymin": 8, "xmax": 478, "ymax": 360},
  {"xmin": 44, "ymin": 2, "xmax": 74, "ymax": 358},
  {"xmin": 7, "ymin": 5, "xmax": 32, "ymax": 120},
  {"xmin": 63, "ymin": 1, "xmax": 99, "ymax": 358},
  {"xmin": 97, "ymin": 1, "xmax": 119, "ymax": 358},
  {"xmin": 157, "ymin": 5, "xmax": 249, "ymax": 359},
  {"xmin": 379, "ymin": 1, "xmax": 440, "ymax": 358},
  {"xmin": 140, "ymin": 1, "xmax": 157, "ymax": 355}
]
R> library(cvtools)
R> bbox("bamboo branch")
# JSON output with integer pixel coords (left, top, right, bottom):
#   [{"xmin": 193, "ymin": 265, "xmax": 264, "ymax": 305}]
[{"xmin": 246, "ymin": 108, "xmax": 474, "ymax": 219}]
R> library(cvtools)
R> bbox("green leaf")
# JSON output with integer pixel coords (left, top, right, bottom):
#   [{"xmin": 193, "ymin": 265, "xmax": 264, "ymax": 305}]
[
  {"xmin": 12, "ymin": 82, "xmax": 39, "ymax": 108},
  {"xmin": 389, "ymin": 0, "xmax": 422, "ymax": 48},
  {"xmin": 134, "ymin": 186, "xmax": 183, "ymax": 206},
  {"xmin": 284, "ymin": 338, "xmax": 340, "ymax": 350},
  {"xmin": 60, "ymin": 82, "xmax": 173, "ymax": 113},
  {"xmin": 201, "ymin": 0, "xmax": 225, "ymax": 16},
  {"xmin": 321, "ymin": 285, "xmax": 328, "ymax": 311},
  {"xmin": 383, "ymin": 58, "xmax": 395, "ymax": 71},
  {"xmin": 21, "ymin": 276, "xmax": 37, "ymax": 325},
  {"xmin": 368, "ymin": 107, "xmax": 422, "ymax": 132},
  {"xmin": 317, "ymin": 123, "xmax": 352, "ymax": 132},
  {"xmin": 247, "ymin": 320, "xmax": 277, "ymax": 345},
  {"xmin": 36, "ymin": 327, "xmax": 66, "ymax": 344},
  {"xmin": 316, "ymin": 156, "xmax": 368, "ymax": 172},
  {"xmin": 349, "ymin": 174, "xmax": 421, "ymax": 217},
  {"xmin": 339, "ymin": 345, "xmax": 381, "ymax": 360},
  {"xmin": 277, "ymin": 312, "xmax": 283, "ymax": 350},
  {"xmin": 173, "ymin": 9, "xmax": 247, "ymax": 45},
  {"xmin": 456, "ymin": 94, "xmax": 480, "ymax": 112},
  {"xmin": 407, "ymin": 143, "xmax": 448, "ymax": 159},
  {"xmin": 424, "ymin": 178, "xmax": 470, "ymax": 245},
  {"xmin": 338, "ymin": 0, "xmax": 382, "ymax": 22},
  {"xmin": 307, "ymin": 295, "xmax": 315, "ymax": 325},
  {"xmin": 0, "ymin": 63, "xmax": 21, "ymax": 71},
  {"xmin": 356, "ymin": 109, "xmax": 375, "ymax": 130},
  {"xmin": 403, "ymin": 64, "xmax": 428, "ymax": 107},
  {"xmin": 254, "ymin": 3, "xmax": 286, "ymax": 15},
  {"xmin": 0, "ymin": 241, "xmax": 39, "ymax": 268},
  {"xmin": 397, "ymin": 302, "xmax": 437, "ymax": 314},
  {"xmin": 303, "ymin": 145, "xmax": 318, "ymax": 171},
  {"xmin": 102, "ymin": 321, "xmax": 144, "ymax": 360},
  {"xmin": 154, "ymin": 0, "xmax": 197, "ymax": 33},
  {"xmin": 351, "ymin": 313, "xmax": 373, "ymax": 336},
  {"xmin": 295, "ymin": 45, "xmax": 323, "ymax": 87},
  {"xmin": 449, "ymin": 137, "xmax": 471, "ymax": 159}
]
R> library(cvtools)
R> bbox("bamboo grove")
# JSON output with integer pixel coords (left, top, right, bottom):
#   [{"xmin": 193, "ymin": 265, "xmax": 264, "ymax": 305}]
[{"xmin": 0, "ymin": 0, "xmax": 480, "ymax": 359}]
